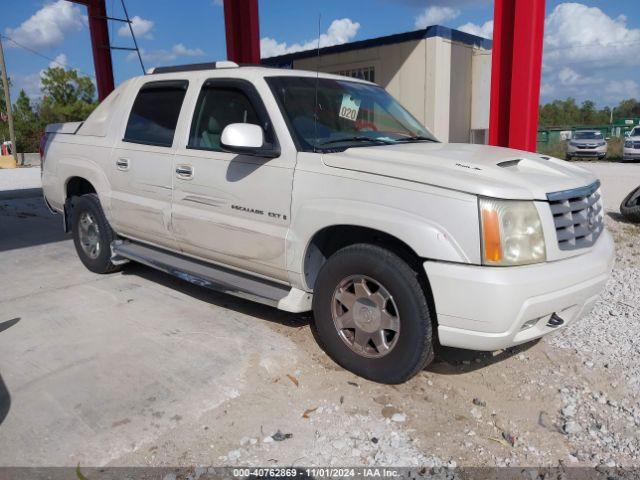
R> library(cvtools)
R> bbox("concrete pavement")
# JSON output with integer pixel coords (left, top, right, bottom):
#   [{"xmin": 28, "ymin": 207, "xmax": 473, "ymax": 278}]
[{"xmin": 0, "ymin": 193, "xmax": 300, "ymax": 466}]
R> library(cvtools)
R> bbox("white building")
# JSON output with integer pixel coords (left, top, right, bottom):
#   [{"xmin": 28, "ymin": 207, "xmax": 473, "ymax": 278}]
[{"xmin": 263, "ymin": 25, "xmax": 492, "ymax": 144}]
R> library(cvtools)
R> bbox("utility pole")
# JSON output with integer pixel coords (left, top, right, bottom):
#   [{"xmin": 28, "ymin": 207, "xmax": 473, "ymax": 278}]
[{"xmin": 0, "ymin": 35, "xmax": 18, "ymax": 167}]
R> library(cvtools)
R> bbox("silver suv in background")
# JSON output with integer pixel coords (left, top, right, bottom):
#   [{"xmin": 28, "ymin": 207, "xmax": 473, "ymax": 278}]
[
  {"xmin": 566, "ymin": 130, "xmax": 607, "ymax": 161},
  {"xmin": 623, "ymin": 126, "xmax": 640, "ymax": 162}
]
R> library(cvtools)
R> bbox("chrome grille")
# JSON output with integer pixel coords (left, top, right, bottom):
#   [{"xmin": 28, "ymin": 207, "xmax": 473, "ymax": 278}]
[{"xmin": 547, "ymin": 181, "xmax": 604, "ymax": 251}]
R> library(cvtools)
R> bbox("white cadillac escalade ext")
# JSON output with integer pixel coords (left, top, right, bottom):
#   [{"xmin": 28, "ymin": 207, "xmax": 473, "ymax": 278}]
[{"xmin": 42, "ymin": 62, "xmax": 615, "ymax": 383}]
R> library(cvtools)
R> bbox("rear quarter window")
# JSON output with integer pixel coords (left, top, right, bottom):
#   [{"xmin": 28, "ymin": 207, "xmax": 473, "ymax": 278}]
[{"xmin": 123, "ymin": 80, "xmax": 188, "ymax": 147}]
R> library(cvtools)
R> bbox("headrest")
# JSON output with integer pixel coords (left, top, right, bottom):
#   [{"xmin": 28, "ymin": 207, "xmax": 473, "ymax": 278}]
[{"xmin": 207, "ymin": 116, "xmax": 221, "ymax": 133}]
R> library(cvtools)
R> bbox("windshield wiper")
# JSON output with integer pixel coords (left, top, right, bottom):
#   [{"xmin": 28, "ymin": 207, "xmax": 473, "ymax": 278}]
[
  {"xmin": 318, "ymin": 136, "xmax": 395, "ymax": 147},
  {"xmin": 393, "ymin": 135, "xmax": 438, "ymax": 143}
]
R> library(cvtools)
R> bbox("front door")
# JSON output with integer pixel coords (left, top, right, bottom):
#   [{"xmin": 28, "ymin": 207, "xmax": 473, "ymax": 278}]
[
  {"xmin": 109, "ymin": 80, "xmax": 188, "ymax": 249},
  {"xmin": 172, "ymin": 79, "xmax": 294, "ymax": 281}
]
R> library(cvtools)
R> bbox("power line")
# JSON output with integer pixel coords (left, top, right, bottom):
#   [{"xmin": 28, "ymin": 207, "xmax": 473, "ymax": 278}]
[{"xmin": 0, "ymin": 33, "xmax": 95, "ymax": 78}]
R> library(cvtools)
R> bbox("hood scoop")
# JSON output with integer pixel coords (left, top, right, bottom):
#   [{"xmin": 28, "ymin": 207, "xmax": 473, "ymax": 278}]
[{"xmin": 497, "ymin": 159, "xmax": 522, "ymax": 169}]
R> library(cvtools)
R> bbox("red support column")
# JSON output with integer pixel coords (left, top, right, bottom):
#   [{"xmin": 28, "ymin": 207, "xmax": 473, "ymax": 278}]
[
  {"xmin": 223, "ymin": 0, "xmax": 260, "ymax": 64},
  {"xmin": 69, "ymin": 0, "xmax": 115, "ymax": 101},
  {"xmin": 489, "ymin": 0, "xmax": 545, "ymax": 152}
]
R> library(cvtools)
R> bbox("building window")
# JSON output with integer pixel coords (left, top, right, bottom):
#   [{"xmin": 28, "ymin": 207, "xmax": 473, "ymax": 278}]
[{"xmin": 333, "ymin": 66, "xmax": 375, "ymax": 83}]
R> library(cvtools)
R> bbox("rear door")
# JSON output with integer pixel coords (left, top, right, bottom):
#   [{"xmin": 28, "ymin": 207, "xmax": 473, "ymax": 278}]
[
  {"xmin": 171, "ymin": 78, "xmax": 294, "ymax": 281},
  {"xmin": 109, "ymin": 80, "xmax": 188, "ymax": 249}
]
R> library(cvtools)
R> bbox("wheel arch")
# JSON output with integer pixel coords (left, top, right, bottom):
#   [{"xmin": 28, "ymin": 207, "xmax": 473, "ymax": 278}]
[
  {"xmin": 62, "ymin": 175, "xmax": 102, "ymax": 233},
  {"xmin": 65, "ymin": 176, "xmax": 97, "ymax": 198},
  {"xmin": 303, "ymin": 225, "xmax": 437, "ymax": 322}
]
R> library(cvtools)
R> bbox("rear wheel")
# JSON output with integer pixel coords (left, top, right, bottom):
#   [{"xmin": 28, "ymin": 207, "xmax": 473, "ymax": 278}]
[
  {"xmin": 620, "ymin": 186, "xmax": 640, "ymax": 223},
  {"xmin": 311, "ymin": 244, "xmax": 434, "ymax": 384},
  {"xmin": 71, "ymin": 194, "xmax": 121, "ymax": 273}
]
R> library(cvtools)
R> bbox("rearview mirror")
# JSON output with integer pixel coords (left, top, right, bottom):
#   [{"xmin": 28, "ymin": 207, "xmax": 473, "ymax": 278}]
[{"xmin": 220, "ymin": 123, "xmax": 279, "ymax": 158}]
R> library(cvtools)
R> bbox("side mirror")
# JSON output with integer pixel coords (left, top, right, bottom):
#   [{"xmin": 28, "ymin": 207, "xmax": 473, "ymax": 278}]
[{"xmin": 220, "ymin": 123, "xmax": 279, "ymax": 158}]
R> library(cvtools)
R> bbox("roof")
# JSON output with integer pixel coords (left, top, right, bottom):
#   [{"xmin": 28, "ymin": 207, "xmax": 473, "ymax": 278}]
[
  {"xmin": 262, "ymin": 25, "xmax": 492, "ymax": 67},
  {"xmin": 140, "ymin": 64, "xmax": 374, "ymax": 85}
]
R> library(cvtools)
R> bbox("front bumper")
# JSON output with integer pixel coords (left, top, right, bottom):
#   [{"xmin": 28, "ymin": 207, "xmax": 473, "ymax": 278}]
[
  {"xmin": 424, "ymin": 230, "xmax": 615, "ymax": 351},
  {"xmin": 622, "ymin": 148, "xmax": 640, "ymax": 161},
  {"xmin": 567, "ymin": 145, "xmax": 607, "ymax": 157}
]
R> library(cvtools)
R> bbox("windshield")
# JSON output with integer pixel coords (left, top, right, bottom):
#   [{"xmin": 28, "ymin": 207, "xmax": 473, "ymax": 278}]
[
  {"xmin": 574, "ymin": 131, "xmax": 603, "ymax": 140},
  {"xmin": 632, "ymin": 128, "xmax": 640, "ymax": 137},
  {"xmin": 266, "ymin": 76, "xmax": 438, "ymax": 152}
]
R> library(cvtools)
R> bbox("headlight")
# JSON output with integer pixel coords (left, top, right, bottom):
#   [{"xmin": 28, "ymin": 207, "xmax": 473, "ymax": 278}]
[
  {"xmin": 625, "ymin": 141, "xmax": 633, "ymax": 148},
  {"xmin": 598, "ymin": 141, "xmax": 606, "ymax": 147},
  {"xmin": 479, "ymin": 198, "xmax": 546, "ymax": 266},
  {"xmin": 569, "ymin": 141, "xmax": 577, "ymax": 147}
]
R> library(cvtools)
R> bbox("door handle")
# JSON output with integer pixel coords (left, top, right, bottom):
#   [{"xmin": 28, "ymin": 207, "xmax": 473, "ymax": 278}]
[
  {"xmin": 176, "ymin": 165, "xmax": 194, "ymax": 179},
  {"xmin": 116, "ymin": 158, "xmax": 130, "ymax": 171}
]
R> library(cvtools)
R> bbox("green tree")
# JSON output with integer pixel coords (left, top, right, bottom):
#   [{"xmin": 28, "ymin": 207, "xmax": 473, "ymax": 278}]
[
  {"xmin": 39, "ymin": 66, "xmax": 97, "ymax": 124},
  {"xmin": 614, "ymin": 99, "xmax": 640, "ymax": 119},
  {"xmin": 538, "ymin": 97, "xmax": 640, "ymax": 127},
  {"xmin": 13, "ymin": 90, "xmax": 42, "ymax": 152},
  {"xmin": 0, "ymin": 77, "xmax": 12, "ymax": 143}
]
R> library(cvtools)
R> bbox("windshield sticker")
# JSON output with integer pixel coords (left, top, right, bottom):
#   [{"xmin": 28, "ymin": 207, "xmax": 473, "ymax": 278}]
[{"xmin": 339, "ymin": 94, "xmax": 361, "ymax": 121}]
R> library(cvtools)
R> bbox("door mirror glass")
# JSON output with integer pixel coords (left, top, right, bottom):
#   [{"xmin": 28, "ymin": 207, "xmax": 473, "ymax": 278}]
[{"xmin": 221, "ymin": 123, "xmax": 275, "ymax": 157}]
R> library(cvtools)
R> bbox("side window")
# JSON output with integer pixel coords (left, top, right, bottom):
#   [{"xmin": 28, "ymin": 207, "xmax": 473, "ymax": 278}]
[
  {"xmin": 188, "ymin": 85, "xmax": 270, "ymax": 151},
  {"xmin": 124, "ymin": 80, "xmax": 188, "ymax": 147}
]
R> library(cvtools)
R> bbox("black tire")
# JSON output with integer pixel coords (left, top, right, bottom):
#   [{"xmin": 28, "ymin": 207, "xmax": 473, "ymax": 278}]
[
  {"xmin": 311, "ymin": 244, "xmax": 434, "ymax": 384},
  {"xmin": 620, "ymin": 186, "xmax": 640, "ymax": 223},
  {"xmin": 71, "ymin": 193, "xmax": 120, "ymax": 274},
  {"xmin": 565, "ymin": 155, "xmax": 572, "ymax": 161}
]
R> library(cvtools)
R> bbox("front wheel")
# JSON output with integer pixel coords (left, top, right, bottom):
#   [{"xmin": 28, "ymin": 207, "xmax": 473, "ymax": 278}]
[
  {"xmin": 311, "ymin": 244, "xmax": 434, "ymax": 384},
  {"xmin": 71, "ymin": 194, "xmax": 121, "ymax": 274},
  {"xmin": 620, "ymin": 186, "xmax": 640, "ymax": 223}
]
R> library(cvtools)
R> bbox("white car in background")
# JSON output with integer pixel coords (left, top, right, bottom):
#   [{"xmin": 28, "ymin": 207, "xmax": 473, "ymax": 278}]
[
  {"xmin": 623, "ymin": 126, "xmax": 640, "ymax": 162},
  {"xmin": 566, "ymin": 130, "xmax": 607, "ymax": 161}
]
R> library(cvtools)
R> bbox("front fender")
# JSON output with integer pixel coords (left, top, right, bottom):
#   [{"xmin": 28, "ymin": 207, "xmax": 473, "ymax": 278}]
[{"xmin": 287, "ymin": 178, "xmax": 480, "ymax": 286}]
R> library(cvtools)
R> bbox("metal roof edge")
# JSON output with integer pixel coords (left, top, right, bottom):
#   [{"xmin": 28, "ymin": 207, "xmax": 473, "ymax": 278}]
[{"xmin": 261, "ymin": 25, "xmax": 492, "ymax": 67}]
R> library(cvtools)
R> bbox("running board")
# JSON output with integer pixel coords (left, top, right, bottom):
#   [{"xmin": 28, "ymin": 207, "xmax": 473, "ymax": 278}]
[{"xmin": 111, "ymin": 240, "xmax": 311, "ymax": 312}]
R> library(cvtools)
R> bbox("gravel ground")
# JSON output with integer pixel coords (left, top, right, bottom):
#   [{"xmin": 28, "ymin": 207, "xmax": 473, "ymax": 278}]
[
  {"xmin": 548, "ymin": 215, "xmax": 640, "ymax": 465},
  {"xmin": 113, "ymin": 209, "xmax": 640, "ymax": 469}
]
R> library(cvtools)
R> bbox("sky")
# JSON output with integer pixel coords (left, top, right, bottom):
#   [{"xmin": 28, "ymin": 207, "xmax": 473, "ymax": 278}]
[{"xmin": 2, "ymin": 0, "xmax": 640, "ymax": 108}]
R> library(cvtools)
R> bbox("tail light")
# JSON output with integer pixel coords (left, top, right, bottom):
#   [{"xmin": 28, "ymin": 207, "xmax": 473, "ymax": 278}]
[{"xmin": 39, "ymin": 132, "xmax": 48, "ymax": 172}]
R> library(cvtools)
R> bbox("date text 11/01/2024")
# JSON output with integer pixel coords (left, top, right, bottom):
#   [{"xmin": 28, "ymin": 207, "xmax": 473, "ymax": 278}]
[{"xmin": 232, "ymin": 468, "xmax": 400, "ymax": 477}]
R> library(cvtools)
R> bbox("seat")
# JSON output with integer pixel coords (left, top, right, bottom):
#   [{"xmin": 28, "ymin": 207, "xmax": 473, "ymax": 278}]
[{"xmin": 201, "ymin": 116, "xmax": 222, "ymax": 149}]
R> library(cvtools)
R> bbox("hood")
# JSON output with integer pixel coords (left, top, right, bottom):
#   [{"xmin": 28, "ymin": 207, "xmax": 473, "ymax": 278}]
[{"xmin": 322, "ymin": 143, "xmax": 598, "ymax": 200}]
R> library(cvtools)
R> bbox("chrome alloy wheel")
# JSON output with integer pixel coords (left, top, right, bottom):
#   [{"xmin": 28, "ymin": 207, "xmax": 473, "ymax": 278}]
[
  {"xmin": 78, "ymin": 211, "xmax": 101, "ymax": 259},
  {"xmin": 331, "ymin": 275, "xmax": 400, "ymax": 358}
]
